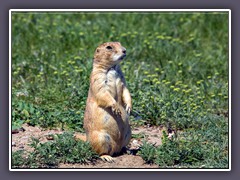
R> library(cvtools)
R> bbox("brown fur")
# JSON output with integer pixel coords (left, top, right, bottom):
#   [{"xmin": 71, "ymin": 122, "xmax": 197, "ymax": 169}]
[{"xmin": 79, "ymin": 42, "xmax": 132, "ymax": 160}]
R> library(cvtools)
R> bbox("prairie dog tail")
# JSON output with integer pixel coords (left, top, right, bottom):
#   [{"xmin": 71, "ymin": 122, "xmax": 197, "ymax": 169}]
[{"xmin": 74, "ymin": 133, "xmax": 87, "ymax": 142}]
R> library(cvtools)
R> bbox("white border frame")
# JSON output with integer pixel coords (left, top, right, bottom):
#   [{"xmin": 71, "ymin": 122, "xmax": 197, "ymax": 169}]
[{"xmin": 9, "ymin": 9, "xmax": 231, "ymax": 172}]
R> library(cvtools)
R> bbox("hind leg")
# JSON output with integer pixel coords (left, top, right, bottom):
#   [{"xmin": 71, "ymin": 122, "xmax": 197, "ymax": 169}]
[
  {"xmin": 88, "ymin": 130, "xmax": 116, "ymax": 162},
  {"xmin": 100, "ymin": 155, "xmax": 114, "ymax": 162}
]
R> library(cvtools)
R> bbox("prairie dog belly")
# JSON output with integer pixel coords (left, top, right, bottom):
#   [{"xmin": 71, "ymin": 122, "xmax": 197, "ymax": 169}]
[
  {"xmin": 106, "ymin": 68, "xmax": 123, "ymax": 103},
  {"xmin": 103, "ymin": 68, "xmax": 129, "ymax": 144}
]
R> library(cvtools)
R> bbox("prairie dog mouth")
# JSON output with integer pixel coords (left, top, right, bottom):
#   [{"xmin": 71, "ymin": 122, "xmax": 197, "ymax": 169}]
[
  {"xmin": 113, "ymin": 53, "xmax": 126, "ymax": 61},
  {"xmin": 119, "ymin": 54, "xmax": 126, "ymax": 60}
]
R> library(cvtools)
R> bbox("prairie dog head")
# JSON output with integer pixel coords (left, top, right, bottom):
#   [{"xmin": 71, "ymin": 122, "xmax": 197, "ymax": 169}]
[{"xmin": 93, "ymin": 42, "xmax": 126, "ymax": 68}]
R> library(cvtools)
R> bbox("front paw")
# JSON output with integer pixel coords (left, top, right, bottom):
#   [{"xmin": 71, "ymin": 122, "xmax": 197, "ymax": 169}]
[
  {"xmin": 112, "ymin": 103, "xmax": 122, "ymax": 115},
  {"xmin": 125, "ymin": 104, "xmax": 131, "ymax": 115}
]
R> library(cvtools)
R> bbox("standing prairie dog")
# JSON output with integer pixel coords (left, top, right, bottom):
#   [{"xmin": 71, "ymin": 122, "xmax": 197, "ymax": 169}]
[{"xmin": 82, "ymin": 42, "xmax": 132, "ymax": 162}]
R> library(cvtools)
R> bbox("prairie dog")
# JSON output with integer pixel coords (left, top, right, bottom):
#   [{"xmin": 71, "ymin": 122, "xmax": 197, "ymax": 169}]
[{"xmin": 83, "ymin": 42, "xmax": 132, "ymax": 162}]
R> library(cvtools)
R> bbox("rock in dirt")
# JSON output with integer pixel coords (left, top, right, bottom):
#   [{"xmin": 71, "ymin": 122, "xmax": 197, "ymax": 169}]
[{"xmin": 46, "ymin": 135, "xmax": 55, "ymax": 140}]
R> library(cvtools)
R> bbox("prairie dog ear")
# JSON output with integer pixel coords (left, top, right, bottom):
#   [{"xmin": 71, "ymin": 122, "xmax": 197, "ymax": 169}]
[{"xmin": 96, "ymin": 48, "xmax": 100, "ymax": 53}]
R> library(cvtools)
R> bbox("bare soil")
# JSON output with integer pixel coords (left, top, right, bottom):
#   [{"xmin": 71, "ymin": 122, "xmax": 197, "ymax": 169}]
[{"xmin": 12, "ymin": 124, "xmax": 166, "ymax": 168}]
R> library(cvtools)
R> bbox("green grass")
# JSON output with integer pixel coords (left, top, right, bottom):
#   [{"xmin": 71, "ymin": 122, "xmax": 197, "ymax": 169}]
[
  {"xmin": 12, "ymin": 132, "xmax": 99, "ymax": 168},
  {"xmin": 11, "ymin": 12, "xmax": 229, "ymax": 168},
  {"xmin": 140, "ymin": 115, "xmax": 228, "ymax": 168}
]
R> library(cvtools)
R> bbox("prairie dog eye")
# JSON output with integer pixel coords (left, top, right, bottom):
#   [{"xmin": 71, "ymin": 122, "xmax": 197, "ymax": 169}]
[{"xmin": 106, "ymin": 46, "xmax": 113, "ymax": 50}]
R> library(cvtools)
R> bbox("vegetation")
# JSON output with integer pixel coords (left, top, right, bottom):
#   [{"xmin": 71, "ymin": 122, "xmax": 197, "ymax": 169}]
[
  {"xmin": 11, "ymin": 11, "xmax": 229, "ymax": 168},
  {"xmin": 12, "ymin": 132, "xmax": 98, "ymax": 168}
]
